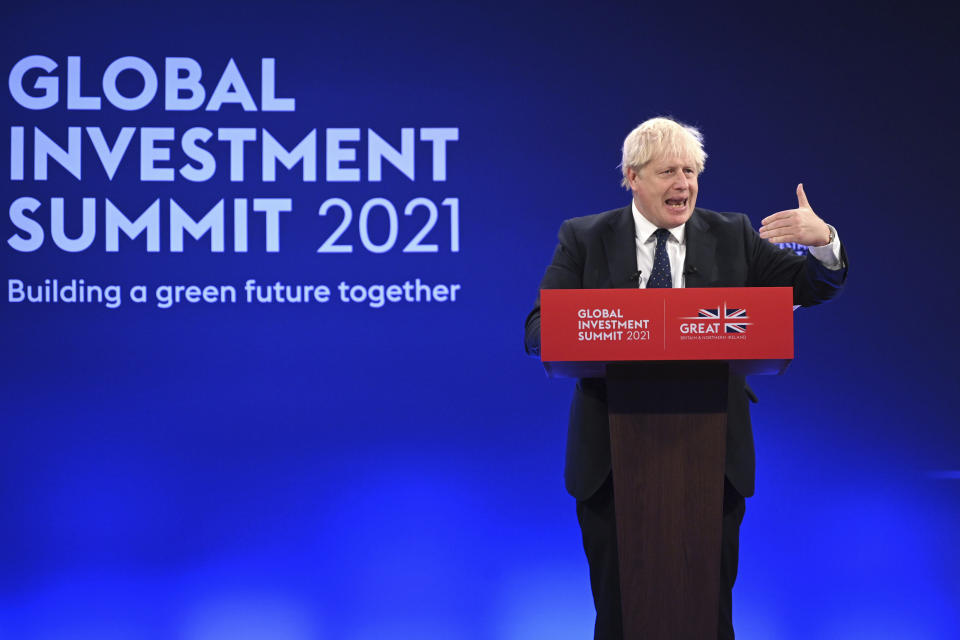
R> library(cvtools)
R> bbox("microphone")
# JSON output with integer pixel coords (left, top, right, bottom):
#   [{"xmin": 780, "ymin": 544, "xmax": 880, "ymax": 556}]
[
  {"xmin": 683, "ymin": 265, "xmax": 698, "ymax": 276},
  {"xmin": 628, "ymin": 270, "xmax": 641, "ymax": 283}
]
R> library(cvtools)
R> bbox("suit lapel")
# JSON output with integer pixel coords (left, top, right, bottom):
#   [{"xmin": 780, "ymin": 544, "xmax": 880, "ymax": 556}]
[
  {"xmin": 683, "ymin": 210, "xmax": 718, "ymax": 287},
  {"xmin": 602, "ymin": 206, "xmax": 639, "ymax": 288}
]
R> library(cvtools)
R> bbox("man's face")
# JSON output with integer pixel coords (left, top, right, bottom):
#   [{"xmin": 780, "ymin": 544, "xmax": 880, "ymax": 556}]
[{"xmin": 626, "ymin": 155, "xmax": 699, "ymax": 229}]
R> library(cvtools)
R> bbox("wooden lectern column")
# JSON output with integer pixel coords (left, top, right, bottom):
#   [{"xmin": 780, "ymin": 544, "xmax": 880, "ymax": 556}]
[{"xmin": 606, "ymin": 361, "xmax": 729, "ymax": 639}]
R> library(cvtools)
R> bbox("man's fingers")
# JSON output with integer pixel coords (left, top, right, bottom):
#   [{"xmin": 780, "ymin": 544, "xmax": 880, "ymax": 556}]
[
  {"xmin": 759, "ymin": 227, "xmax": 792, "ymax": 240},
  {"xmin": 761, "ymin": 185, "xmax": 825, "ymax": 246},
  {"xmin": 759, "ymin": 218, "xmax": 794, "ymax": 232},
  {"xmin": 762, "ymin": 233, "xmax": 794, "ymax": 244},
  {"xmin": 758, "ymin": 222, "xmax": 793, "ymax": 237},
  {"xmin": 760, "ymin": 210, "xmax": 795, "ymax": 226}
]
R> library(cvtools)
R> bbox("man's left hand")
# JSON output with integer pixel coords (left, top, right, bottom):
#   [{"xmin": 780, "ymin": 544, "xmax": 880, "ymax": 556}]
[{"xmin": 759, "ymin": 183, "xmax": 831, "ymax": 247}]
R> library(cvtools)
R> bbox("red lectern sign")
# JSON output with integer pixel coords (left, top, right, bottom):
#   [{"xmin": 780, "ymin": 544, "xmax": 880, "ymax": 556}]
[{"xmin": 540, "ymin": 287, "xmax": 793, "ymax": 376}]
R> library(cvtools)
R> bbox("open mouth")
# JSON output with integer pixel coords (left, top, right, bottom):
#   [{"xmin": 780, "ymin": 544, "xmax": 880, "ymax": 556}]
[{"xmin": 665, "ymin": 198, "xmax": 688, "ymax": 211}]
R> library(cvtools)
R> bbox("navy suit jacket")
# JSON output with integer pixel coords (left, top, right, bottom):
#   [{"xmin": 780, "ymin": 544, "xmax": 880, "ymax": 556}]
[{"xmin": 524, "ymin": 205, "xmax": 847, "ymax": 501}]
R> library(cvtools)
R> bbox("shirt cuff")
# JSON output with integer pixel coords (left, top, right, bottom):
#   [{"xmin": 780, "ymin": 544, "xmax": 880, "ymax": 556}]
[{"xmin": 808, "ymin": 225, "xmax": 843, "ymax": 270}]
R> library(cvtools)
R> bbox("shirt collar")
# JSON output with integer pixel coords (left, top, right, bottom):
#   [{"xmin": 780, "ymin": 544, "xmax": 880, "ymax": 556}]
[{"xmin": 631, "ymin": 200, "xmax": 686, "ymax": 245}]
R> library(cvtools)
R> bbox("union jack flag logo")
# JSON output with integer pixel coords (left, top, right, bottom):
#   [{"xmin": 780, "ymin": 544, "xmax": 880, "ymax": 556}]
[{"xmin": 684, "ymin": 303, "xmax": 751, "ymax": 333}]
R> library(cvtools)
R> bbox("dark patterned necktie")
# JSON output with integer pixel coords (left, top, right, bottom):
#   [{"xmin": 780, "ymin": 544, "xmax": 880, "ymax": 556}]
[{"xmin": 647, "ymin": 228, "xmax": 673, "ymax": 288}]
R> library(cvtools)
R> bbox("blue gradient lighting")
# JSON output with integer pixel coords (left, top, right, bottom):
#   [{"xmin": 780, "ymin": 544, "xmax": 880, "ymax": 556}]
[{"xmin": 1, "ymin": 1, "xmax": 958, "ymax": 638}]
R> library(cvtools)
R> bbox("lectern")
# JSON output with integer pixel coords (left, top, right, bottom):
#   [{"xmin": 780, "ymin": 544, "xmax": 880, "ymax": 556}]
[{"xmin": 540, "ymin": 287, "xmax": 793, "ymax": 638}]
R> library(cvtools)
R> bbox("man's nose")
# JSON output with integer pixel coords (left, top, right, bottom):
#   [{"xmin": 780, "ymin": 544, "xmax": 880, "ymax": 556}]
[{"xmin": 672, "ymin": 175, "xmax": 689, "ymax": 190}]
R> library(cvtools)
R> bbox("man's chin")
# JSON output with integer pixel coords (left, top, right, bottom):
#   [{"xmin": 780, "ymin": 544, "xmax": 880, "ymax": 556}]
[{"xmin": 661, "ymin": 209, "xmax": 692, "ymax": 228}]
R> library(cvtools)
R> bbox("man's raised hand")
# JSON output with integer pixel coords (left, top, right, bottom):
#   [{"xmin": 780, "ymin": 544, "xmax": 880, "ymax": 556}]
[{"xmin": 759, "ymin": 183, "xmax": 831, "ymax": 247}]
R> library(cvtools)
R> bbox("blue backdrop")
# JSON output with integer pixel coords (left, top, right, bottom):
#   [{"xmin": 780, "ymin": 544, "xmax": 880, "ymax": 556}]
[{"xmin": 2, "ymin": 2, "xmax": 958, "ymax": 638}]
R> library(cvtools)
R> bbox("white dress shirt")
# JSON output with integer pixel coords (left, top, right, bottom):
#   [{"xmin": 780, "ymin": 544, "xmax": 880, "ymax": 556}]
[{"xmin": 630, "ymin": 201, "xmax": 843, "ymax": 289}]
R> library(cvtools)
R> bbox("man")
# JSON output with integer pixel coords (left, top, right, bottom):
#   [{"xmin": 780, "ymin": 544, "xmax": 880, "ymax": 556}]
[{"xmin": 523, "ymin": 117, "xmax": 847, "ymax": 639}]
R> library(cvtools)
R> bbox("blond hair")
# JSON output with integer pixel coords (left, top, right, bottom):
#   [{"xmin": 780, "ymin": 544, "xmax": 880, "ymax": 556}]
[{"xmin": 620, "ymin": 117, "xmax": 707, "ymax": 188}]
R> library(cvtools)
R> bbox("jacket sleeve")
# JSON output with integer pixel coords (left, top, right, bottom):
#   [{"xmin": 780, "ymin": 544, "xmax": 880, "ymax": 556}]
[
  {"xmin": 524, "ymin": 220, "xmax": 585, "ymax": 357},
  {"xmin": 741, "ymin": 214, "xmax": 848, "ymax": 306}
]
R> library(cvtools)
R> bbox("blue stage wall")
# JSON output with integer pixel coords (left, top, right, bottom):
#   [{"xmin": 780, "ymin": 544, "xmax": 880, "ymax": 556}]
[{"xmin": 2, "ymin": 2, "xmax": 958, "ymax": 638}]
